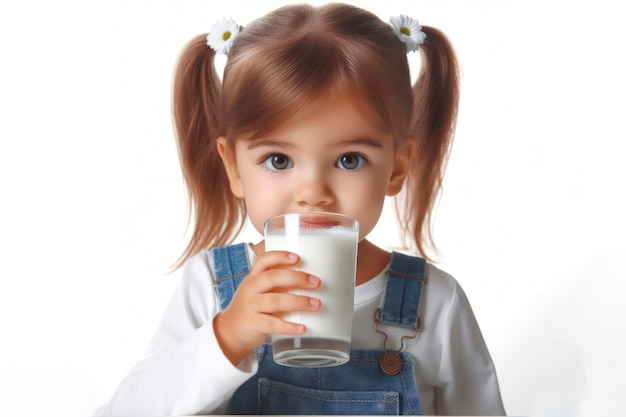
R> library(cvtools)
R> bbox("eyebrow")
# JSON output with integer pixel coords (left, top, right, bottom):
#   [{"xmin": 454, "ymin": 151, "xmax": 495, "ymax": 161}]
[
  {"xmin": 245, "ymin": 140, "xmax": 293, "ymax": 150},
  {"xmin": 340, "ymin": 137, "xmax": 384, "ymax": 149},
  {"xmin": 245, "ymin": 137, "xmax": 384, "ymax": 150}
]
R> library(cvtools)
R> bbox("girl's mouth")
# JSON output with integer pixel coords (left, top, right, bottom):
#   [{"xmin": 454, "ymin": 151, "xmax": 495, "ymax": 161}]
[
  {"xmin": 299, "ymin": 214, "xmax": 341, "ymax": 228},
  {"xmin": 300, "ymin": 220, "xmax": 339, "ymax": 228}
]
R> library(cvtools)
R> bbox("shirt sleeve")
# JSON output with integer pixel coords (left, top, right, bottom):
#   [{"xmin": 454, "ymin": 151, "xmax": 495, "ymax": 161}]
[
  {"xmin": 434, "ymin": 280, "xmax": 507, "ymax": 416},
  {"xmin": 93, "ymin": 252, "xmax": 258, "ymax": 417}
]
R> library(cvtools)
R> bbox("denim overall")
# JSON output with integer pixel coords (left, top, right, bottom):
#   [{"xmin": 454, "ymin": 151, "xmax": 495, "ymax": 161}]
[{"xmin": 212, "ymin": 243, "xmax": 427, "ymax": 415}]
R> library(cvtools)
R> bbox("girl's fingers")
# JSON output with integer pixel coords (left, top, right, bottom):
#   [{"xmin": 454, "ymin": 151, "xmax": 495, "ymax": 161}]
[
  {"xmin": 256, "ymin": 292, "xmax": 321, "ymax": 314},
  {"xmin": 249, "ymin": 268, "xmax": 320, "ymax": 293},
  {"xmin": 259, "ymin": 313, "xmax": 307, "ymax": 336},
  {"xmin": 247, "ymin": 250, "xmax": 320, "ymax": 292},
  {"xmin": 218, "ymin": 249, "xmax": 324, "ymax": 349},
  {"xmin": 250, "ymin": 250, "xmax": 298, "ymax": 270}
]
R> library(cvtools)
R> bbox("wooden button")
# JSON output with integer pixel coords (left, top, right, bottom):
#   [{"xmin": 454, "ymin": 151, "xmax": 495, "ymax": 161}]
[{"xmin": 380, "ymin": 352, "xmax": 402, "ymax": 375}]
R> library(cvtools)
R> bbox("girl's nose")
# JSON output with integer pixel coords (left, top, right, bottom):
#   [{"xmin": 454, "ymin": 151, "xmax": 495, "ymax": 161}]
[{"xmin": 294, "ymin": 172, "xmax": 334, "ymax": 209}]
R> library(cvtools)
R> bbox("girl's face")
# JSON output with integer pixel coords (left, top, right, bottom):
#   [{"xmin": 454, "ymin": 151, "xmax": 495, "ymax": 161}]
[{"xmin": 218, "ymin": 96, "xmax": 412, "ymax": 241}]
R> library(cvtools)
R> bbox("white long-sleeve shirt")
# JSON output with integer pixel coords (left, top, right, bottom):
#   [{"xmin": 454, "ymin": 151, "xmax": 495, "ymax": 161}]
[{"xmin": 94, "ymin": 245, "xmax": 506, "ymax": 416}]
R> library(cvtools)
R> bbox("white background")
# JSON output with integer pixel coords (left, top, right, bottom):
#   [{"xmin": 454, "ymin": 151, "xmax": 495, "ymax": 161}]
[{"xmin": 0, "ymin": 1, "xmax": 624, "ymax": 416}]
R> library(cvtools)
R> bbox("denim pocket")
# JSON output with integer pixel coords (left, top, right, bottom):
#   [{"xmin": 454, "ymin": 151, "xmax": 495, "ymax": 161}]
[{"xmin": 257, "ymin": 377, "xmax": 400, "ymax": 415}]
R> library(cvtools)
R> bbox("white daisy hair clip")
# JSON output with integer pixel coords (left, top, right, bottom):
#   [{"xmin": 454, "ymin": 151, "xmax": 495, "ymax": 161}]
[
  {"xmin": 206, "ymin": 17, "xmax": 241, "ymax": 55},
  {"xmin": 389, "ymin": 15, "xmax": 426, "ymax": 52}
]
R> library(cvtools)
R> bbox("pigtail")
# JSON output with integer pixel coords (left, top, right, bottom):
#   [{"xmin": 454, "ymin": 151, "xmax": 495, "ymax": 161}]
[
  {"xmin": 172, "ymin": 34, "xmax": 244, "ymax": 269},
  {"xmin": 403, "ymin": 26, "xmax": 460, "ymax": 260}
]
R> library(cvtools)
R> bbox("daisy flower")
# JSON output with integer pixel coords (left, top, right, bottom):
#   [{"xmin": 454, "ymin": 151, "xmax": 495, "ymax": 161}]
[
  {"xmin": 206, "ymin": 17, "xmax": 240, "ymax": 55},
  {"xmin": 389, "ymin": 15, "xmax": 426, "ymax": 52}
]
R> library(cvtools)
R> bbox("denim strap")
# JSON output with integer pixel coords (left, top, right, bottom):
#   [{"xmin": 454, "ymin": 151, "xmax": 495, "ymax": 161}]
[
  {"xmin": 379, "ymin": 252, "xmax": 427, "ymax": 329},
  {"xmin": 212, "ymin": 243, "xmax": 252, "ymax": 311}
]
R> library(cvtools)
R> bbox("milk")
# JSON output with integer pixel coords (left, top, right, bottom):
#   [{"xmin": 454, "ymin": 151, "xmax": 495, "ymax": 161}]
[
  {"xmin": 264, "ymin": 213, "xmax": 359, "ymax": 366},
  {"xmin": 265, "ymin": 231, "xmax": 358, "ymax": 342}
]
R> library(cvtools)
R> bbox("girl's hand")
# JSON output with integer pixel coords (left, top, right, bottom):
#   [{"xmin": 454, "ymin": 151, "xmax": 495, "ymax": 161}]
[{"xmin": 213, "ymin": 250, "xmax": 321, "ymax": 366}]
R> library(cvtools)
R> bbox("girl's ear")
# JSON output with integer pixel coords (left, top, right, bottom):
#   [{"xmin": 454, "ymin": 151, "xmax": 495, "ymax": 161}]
[
  {"xmin": 386, "ymin": 138, "xmax": 415, "ymax": 196},
  {"xmin": 217, "ymin": 137, "xmax": 244, "ymax": 198}
]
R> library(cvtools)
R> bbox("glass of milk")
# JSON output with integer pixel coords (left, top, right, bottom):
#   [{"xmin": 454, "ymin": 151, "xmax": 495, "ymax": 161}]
[{"xmin": 264, "ymin": 212, "xmax": 359, "ymax": 367}]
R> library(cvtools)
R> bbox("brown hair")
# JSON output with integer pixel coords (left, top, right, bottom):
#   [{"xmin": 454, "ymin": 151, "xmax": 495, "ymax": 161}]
[{"xmin": 172, "ymin": 3, "xmax": 459, "ymax": 268}]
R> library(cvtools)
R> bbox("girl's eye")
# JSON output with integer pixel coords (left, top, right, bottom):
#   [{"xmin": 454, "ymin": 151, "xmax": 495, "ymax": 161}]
[
  {"xmin": 336, "ymin": 153, "xmax": 367, "ymax": 170},
  {"xmin": 263, "ymin": 153, "xmax": 293, "ymax": 171}
]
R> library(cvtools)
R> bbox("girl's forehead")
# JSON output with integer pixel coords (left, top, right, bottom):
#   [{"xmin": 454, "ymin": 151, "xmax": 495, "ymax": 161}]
[{"xmin": 259, "ymin": 91, "xmax": 388, "ymax": 138}]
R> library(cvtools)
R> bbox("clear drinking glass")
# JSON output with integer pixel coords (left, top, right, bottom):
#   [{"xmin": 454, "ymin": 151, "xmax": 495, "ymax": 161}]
[{"xmin": 264, "ymin": 212, "xmax": 359, "ymax": 367}]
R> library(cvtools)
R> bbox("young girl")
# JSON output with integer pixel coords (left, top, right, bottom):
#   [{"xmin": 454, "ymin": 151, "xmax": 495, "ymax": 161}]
[{"xmin": 95, "ymin": 3, "xmax": 505, "ymax": 416}]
